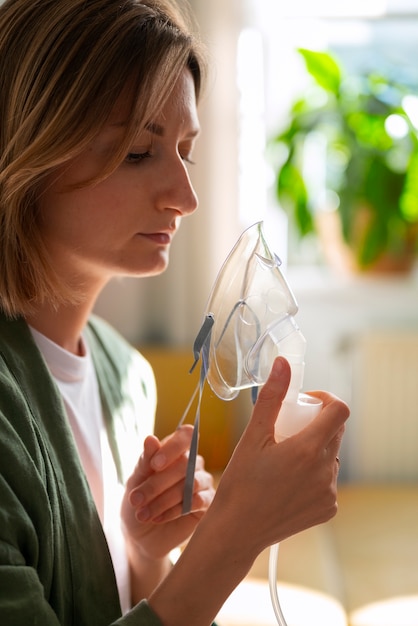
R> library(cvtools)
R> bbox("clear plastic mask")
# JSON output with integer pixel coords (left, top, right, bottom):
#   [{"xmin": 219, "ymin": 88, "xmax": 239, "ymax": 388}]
[
  {"xmin": 203, "ymin": 221, "xmax": 304, "ymax": 401},
  {"xmin": 181, "ymin": 221, "xmax": 318, "ymax": 512}
]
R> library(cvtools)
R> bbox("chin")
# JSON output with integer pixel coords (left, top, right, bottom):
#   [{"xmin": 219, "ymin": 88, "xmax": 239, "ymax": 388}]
[{"xmin": 128, "ymin": 252, "xmax": 170, "ymax": 277}]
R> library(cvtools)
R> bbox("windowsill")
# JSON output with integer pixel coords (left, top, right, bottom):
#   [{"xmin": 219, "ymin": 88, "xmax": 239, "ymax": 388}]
[{"xmin": 287, "ymin": 262, "xmax": 418, "ymax": 294}]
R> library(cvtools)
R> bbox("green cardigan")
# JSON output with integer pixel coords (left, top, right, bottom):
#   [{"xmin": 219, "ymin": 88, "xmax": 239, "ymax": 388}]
[{"xmin": 0, "ymin": 312, "xmax": 163, "ymax": 626}]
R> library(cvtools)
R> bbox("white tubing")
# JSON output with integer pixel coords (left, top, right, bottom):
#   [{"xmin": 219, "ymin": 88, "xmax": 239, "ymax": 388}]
[
  {"xmin": 268, "ymin": 543, "xmax": 288, "ymax": 626},
  {"xmin": 270, "ymin": 394, "xmax": 323, "ymax": 624}
]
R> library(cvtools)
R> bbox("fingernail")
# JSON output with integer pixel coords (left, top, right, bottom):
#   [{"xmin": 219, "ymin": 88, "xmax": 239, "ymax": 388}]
[
  {"xmin": 273, "ymin": 357, "xmax": 285, "ymax": 375},
  {"xmin": 151, "ymin": 453, "xmax": 166, "ymax": 470},
  {"xmin": 131, "ymin": 491, "xmax": 144, "ymax": 506}
]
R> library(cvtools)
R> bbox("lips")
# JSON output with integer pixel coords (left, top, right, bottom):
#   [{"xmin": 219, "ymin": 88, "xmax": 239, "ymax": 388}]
[{"xmin": 140, "ymin": 231, "xmax": 173, "ymax": 245}]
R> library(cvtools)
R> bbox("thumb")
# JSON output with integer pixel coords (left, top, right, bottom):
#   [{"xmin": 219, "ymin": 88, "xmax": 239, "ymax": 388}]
[{"xmin": 245, "ymin": 357, "xmax": 291, "ymax": 441}]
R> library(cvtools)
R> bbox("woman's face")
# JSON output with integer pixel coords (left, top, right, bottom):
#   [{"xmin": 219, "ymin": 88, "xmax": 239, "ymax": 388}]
[{"xmin": 38, "ymin": 68, "xmax": 200, "ymax": 290}]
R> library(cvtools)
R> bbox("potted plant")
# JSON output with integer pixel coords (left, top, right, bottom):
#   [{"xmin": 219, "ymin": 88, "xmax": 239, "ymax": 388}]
[{"xmin": 269, "ymin": 48, "xmax": 418, "ymax": 273}]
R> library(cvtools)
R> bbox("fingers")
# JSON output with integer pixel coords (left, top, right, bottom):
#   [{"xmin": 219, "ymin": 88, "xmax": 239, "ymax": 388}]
[
  {"xmin": 124, "ymin": 434, "xmax": 161, "ymax": 494},
  {"xmin": 131, "ymin": 459, "xmax": 214, "ymax": 523},
  {"xmin": 143, "ymin": 435, "xmax": 162, "ymax": 473},
  {"xmin": 130, "ymin": 452, "xmax": 193, "ymax": 510},
  {"xmin": 301, "ymin": 392, "xmax": 349, "ymax": 453},
  {"xmin": 126, "ymin": 425, "xmax": 193, "ymax": 489},
  {"xmin": 327, "ymin": 424, "xmax": 346, "ymax": 459},
  {"xmin": 291, "ymin": 394, "xmax": 348, "ymax": 493},
  {"xmin": 126, "ymin": 424, "xmax": 213, "ymax": 523},
  {"xmin": 244, "ymin": 357, "xmax": 291, "ymax": 442},
  {"xmin": 146, "ymin": 467, "xmax": 215, "ymax": 524},
  {"xmin": 150, "ymin": 424, "xmax": 194, "ymax": 471}
]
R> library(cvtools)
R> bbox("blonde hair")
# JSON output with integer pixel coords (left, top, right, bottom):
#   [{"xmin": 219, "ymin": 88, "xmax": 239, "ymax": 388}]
[{"xmin": 0, "ymin": 0, "xmax": 206, "ymax": 317}]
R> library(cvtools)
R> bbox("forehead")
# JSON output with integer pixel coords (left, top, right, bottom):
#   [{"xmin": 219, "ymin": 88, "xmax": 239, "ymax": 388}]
[{"xmin": 107, "ymin": 68, "xmax": 200, "ymax": 135}]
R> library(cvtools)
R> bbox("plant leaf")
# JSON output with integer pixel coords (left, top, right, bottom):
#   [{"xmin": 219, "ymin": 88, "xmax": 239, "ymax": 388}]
[
  {"xmin": 277, "ymin": 161, "xmax": 314, "ymax": 236},
  {"xmin": 400, "ymin": 147, "xmax": 418, "ymax": 222},
  {"xmin": 298, "ymin": 48, "xmax": 342, "ymax": 95}
]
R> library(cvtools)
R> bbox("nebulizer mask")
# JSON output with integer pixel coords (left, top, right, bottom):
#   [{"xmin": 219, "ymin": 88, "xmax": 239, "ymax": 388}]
[{"xmin": 180, "ymin": 222, "xmax": 322, "ymax": 626}]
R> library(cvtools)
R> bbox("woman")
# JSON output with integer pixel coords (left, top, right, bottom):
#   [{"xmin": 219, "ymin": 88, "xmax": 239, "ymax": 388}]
[{"xmin": 0, "ymin": 0, "xmax": 349, "ymax": 625}]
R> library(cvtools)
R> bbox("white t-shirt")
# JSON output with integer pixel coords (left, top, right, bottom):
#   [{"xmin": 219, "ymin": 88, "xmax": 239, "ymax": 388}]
[{"xmin": 29, "ymin": 327, "xmax": 131, "ymax": 614}]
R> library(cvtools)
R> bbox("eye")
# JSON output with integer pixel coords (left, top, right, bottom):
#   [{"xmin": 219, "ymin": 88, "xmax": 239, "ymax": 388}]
[
  {"xmin": 125, "ymin": 151, "xmax": 152, "ymax": 164},
  {"xmin": 181, "ymin": 154, "xmax": 196, "ymax": 165},
  {"xmin": 179, "ymin": 139, "xmax": 197, "ymax": 165}
]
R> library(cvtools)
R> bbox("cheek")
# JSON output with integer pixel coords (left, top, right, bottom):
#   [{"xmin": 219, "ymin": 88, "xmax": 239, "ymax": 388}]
[
  {"xmin": 93, "ymin": 171, "xmax": 150, "ymax": 223},
  {"xmin": 38, "ymin": 162, "xmax": 143, "ymax": 244},
  {"xmin": 38, "ymin": 187, "xmax": 98, "ymax": 248}
]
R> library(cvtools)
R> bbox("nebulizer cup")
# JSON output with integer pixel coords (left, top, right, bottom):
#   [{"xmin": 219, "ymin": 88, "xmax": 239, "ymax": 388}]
[{"xmin": 189, "ymin": 221, "xmax": 321, "ymax": 625}]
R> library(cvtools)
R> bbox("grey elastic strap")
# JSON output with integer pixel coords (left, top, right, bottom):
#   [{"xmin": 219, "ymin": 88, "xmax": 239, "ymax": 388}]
[{"xmin": 179, "ymin": 314, "xmax": 214, "ymax": 514}]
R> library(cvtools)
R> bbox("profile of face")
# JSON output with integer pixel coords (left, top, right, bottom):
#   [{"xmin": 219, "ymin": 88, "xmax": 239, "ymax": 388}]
[{"xmin": 38, "ymin": 68, "xmax": 200, "ymax": 290}]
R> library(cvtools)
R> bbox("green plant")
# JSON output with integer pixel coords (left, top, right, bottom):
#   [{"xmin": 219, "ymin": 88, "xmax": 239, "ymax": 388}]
[{"xmin": 270, "ymin": 48, "xmax": 418, "ymax": 270}]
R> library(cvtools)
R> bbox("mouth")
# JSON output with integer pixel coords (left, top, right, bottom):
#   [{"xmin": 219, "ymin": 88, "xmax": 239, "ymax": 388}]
[{"xmin": 139, "ymin": 231, "xmax": 174, "ymax": 245}]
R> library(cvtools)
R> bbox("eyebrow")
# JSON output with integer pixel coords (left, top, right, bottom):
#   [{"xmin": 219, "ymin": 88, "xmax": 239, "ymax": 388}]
[
  {"xmin": 146, "ymin": 121, "xmax": 200, "ymax": 139},
  {"xmin": 110, "ymin": 119, "xmax": 200, "ymax": 139},
  {"xmin": 146, "ymin": 122, "xmax": 164, "ymax": 136}
]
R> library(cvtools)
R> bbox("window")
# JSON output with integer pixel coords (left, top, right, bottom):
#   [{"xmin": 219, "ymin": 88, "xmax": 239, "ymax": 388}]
[{"xmin": 240, "ymin": 0, "xmax": 418, "ymax": 265}]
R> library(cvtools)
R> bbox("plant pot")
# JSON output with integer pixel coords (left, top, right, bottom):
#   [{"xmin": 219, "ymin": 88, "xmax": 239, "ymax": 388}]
[{"xmin": 315, "ymin": 209, "xmax": 418, "ymax": 276}]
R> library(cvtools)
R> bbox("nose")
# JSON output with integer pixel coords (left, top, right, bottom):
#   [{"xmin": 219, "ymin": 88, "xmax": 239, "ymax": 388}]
[{"xmin": 160, "ymin": 155, "xmax": 199, "ymax": 217}]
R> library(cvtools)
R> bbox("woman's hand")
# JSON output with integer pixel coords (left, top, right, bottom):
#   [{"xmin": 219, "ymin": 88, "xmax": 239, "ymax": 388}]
[
  {"xmin": 120, "ymin": 424, "xmax": 215, "ymax": 602},
  {"xmin": 212, "ymin": 356, "xmax": 349, "ymax": 557},
  {"xmin": 121, "ymin": 424, "xmax": 215, "ymax": 562}
]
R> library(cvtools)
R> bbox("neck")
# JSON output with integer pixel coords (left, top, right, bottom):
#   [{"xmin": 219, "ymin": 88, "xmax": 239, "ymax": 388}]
[{"xmin": 25, "ymin": 299, "xmax": 96, "ymax": 356}]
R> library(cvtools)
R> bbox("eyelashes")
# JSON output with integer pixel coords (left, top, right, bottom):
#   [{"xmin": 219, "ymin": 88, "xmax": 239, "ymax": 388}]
[
  {"xmin": 125, "ymin": 151, "xmax": 152, "ymax": 164},
  {"xmin": 124, "ymin": 151, "xmax": 196, "ymax": 165}
]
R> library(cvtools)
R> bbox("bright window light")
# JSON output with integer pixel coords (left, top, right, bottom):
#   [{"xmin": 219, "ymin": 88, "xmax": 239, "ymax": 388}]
[
  {"xmin": 237, "ymin": 28, "xmax": 266, "ymax": 226},
  {"xmin": 385, "ymin": 114, "xmax": 409, "ymax": 139},
  {"xmin": 403, "ymin": 95, "xmax": 418, "ymax": 129},
  {"xmin": 256, "ymin": 0, "xmax": 388, "ymax": 18}
]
